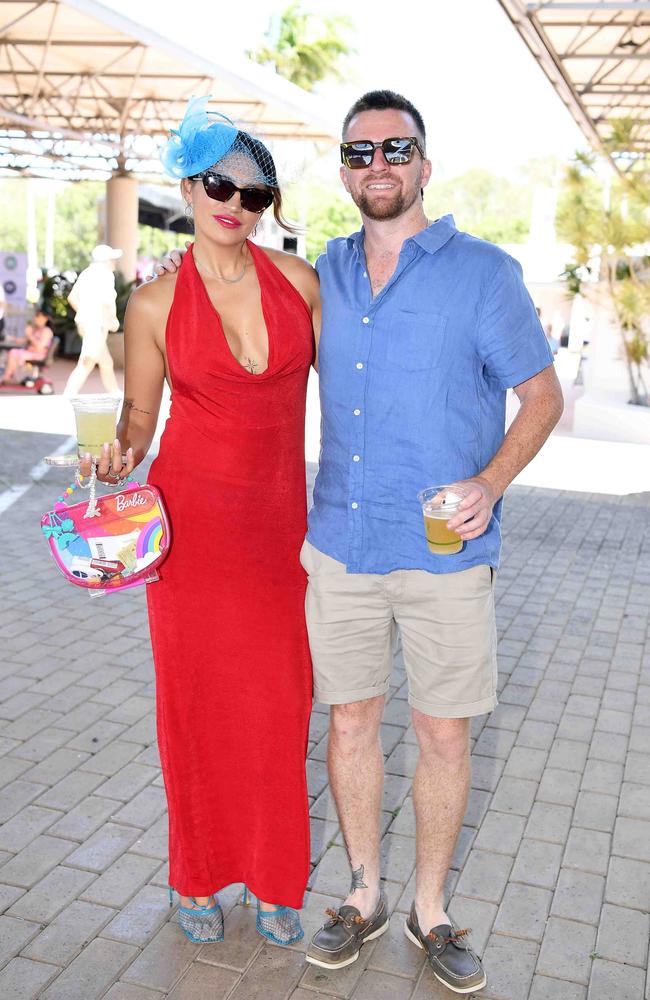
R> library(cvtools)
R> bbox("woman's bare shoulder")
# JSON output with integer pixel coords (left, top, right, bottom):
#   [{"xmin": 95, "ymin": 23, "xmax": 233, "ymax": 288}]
[
  {"xmin": 261, "ymin": 246, "xmax": 315, "ymax": 276},
  {"xmin": 260, "ymin": 247, "xmax": 319, "ymax": 305},
  {"xmin": 127, "ymin": 272, "xmax": 177, "ymax": 318}
]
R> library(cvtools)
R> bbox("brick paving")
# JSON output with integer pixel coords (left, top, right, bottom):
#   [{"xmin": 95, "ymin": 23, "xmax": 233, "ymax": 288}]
[{"xmin": 0, "ymin": 428, "xmax": 648, "ymax": 1000}]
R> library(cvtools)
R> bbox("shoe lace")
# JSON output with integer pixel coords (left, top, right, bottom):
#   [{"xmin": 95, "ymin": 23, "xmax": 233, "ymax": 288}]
[
  {"xmin": 427, "ymin": 926, "xmax": 470, "ymax": 945},
  {"xmin": 325, "ymin": 907, "xmax": 364, "ymax": 928}
]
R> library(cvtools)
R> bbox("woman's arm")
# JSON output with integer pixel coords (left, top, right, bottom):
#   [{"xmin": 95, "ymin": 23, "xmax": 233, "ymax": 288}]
[
  {"xmin": 116, "ymin": 284, "xmax": 167, "ymax": 465},
  {"xmin": 79, "ymin": 278, "xmax": 172, "ymax": 481},
  {"xmin": 117, "ymin": 284, "xmax": 166, "ymax": 465}
]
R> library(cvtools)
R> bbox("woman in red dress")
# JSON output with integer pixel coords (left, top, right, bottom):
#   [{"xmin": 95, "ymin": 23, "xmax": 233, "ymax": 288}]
[{"xmin": 90, "ymin": 98, "xmax": 320, "ymax": 946}]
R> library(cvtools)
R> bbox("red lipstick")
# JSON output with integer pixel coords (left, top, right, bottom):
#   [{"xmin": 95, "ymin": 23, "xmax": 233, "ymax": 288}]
[{"xmin": 213, "ymin": 214, "xmax": 242, "ymax": 229}]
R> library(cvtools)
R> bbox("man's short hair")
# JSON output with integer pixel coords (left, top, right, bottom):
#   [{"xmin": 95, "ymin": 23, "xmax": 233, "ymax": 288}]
[{"xmin": 342, "ymin": 90, "xmax": 426, "ymax": 145}]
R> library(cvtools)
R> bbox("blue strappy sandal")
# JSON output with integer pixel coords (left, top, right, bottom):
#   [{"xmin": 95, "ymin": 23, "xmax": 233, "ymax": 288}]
[
  {"xmin": 242, "ymin": 885, "xmax": 304, "ymax": 946},
  {"xmin": 169, "ymin": 887, "xmax": 224, "ymax": 943}
]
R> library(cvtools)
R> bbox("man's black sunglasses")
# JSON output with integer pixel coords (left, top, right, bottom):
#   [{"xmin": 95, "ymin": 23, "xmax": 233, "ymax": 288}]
[
  {"xmin": 192, "ymin": 172, "xmax": 274, "ymax": 214},
  {"xmin": 340, "ymin": 136, "xmax": 426, "ymax": 169}
]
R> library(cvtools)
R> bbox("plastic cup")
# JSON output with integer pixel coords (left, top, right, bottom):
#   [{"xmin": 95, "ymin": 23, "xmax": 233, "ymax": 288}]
[
  {"xmin": 70, "ymin": 394, "xmax": 120, "ymax": 460},
  {"xmin": 417, "ymin": 484, "xmax": 468, "ymax": 556}
]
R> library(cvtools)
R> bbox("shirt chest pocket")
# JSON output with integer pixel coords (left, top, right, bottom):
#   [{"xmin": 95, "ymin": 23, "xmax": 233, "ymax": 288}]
[{"xmin": 384, "ymin": 310, "xmax": 448, "ymax": 372}]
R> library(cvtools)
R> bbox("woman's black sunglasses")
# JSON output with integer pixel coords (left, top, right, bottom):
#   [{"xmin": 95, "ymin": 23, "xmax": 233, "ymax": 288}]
[
  {"xmin": 340, "ymin": 136, "xmax": 425, "ymax": 169},
  {"xmin": 193, "ymin": 172, "xmax": 274, "ymax": 214}
]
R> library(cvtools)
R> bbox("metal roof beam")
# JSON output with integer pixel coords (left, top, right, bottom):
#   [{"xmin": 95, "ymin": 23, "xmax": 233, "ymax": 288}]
[
  {"xmin": 540, "ymin": 20, "xmax": 650, "ymax": 26},
  {"xmin": 4, "ymin": 39, "xmax": 150, "ymax": 47},
  {"xmin": 528, "ymin": 3, "xmax": 650, "ymax": 10},
  {"xmin": 0, "ymin": 2, "xmax": 49, "ymax": 37},
  {"xmin": 561, "ymin": 51, "xmax": 650, "ymax": 57},
  {"xmin": 0, "ymin": 71, "xmax": 211, "ymax": 79},
  {"xmin": 28, "ymin": 1, "xmax": 58, "ymax": 114},
  {"xmin": 586, "ymin": 86, "xmax": 650, "ymax": 92}
]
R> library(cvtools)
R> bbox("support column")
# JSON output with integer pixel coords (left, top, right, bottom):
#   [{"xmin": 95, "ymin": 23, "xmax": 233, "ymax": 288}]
[{"xmin": 106, "ymin": 174, "xmax": 138, "ymax": 282}]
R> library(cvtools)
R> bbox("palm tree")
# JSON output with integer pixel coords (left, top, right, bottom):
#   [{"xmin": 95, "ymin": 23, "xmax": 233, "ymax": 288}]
[{"xmin": 248, "ymin": 2, "xmax": 353, "ymax": 91}]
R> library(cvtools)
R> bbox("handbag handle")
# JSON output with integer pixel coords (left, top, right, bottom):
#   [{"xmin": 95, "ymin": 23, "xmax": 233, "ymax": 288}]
[{"xmin": 54, "ymin": 473, "xmax": 136, "ymax": 517}]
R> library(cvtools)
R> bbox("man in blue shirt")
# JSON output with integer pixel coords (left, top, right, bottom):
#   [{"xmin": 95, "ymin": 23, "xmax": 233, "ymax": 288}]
[
  {"xmin": 304, "ymin": 91, "xmax": 563, "ymax": 993},
  {"xmin": 153, "ymin": 89, "xmax": 563, "ymax": 993}
]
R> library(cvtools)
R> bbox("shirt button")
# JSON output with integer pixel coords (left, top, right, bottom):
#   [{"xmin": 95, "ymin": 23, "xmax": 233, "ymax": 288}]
[
  {"xmin": 362, "ymin": 271, "xmax": 367, "ymax": 278},
  {"xmin": 353, "ymin": 408, "xmax": 361, "ymax": 416},
  {"xmin": 351, "ymin": 502, "xmax": 359, "ymax": 509},
  {"xmin": 362, "ymin": 316, "xmax": 370, "ymax": 324},
  {"xmin": 356, "ymin": 362, "xmax": 364, "ymax": 370},
  {"xmin": 353, "ymin": 454, "xmax": 360, "ymax": 462}
]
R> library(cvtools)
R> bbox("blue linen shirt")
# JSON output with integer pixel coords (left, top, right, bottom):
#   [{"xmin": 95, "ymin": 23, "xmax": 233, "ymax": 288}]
[{"xmin": 307, "ymin": 215, "xmax": 554, "ymax": 575}]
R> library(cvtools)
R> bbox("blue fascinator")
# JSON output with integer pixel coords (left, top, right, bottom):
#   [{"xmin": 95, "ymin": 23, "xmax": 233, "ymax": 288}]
[{"xmin": 161, "ymin": 95, "xmax": 239, "ymax": 179}]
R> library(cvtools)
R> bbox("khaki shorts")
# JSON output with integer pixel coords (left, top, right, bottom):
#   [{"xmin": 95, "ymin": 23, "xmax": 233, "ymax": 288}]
[{"xmin": 301, "ymin": 540, "xmax": 498, "ymax": 719}]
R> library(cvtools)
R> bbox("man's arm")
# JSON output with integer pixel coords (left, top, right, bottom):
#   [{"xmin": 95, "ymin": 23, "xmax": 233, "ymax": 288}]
[{"xmin": 446, "ymin": 365, "xmax": 564, "ymax": 540}]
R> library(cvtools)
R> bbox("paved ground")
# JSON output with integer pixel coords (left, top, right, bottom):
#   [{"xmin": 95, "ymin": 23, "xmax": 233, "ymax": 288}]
[{"xmin": 0, "ymin": 428, "xmax": 649, "ymax": 1000}]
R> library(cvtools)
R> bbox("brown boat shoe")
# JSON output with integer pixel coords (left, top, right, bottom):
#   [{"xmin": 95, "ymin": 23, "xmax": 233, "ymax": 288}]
[
  {"xmin": 405, "ymin": 902, "xmax": 486, "ymax": 994},
  {"xmin": 306, "ymin": 891, "xmax": 389, "ymax": 970}
]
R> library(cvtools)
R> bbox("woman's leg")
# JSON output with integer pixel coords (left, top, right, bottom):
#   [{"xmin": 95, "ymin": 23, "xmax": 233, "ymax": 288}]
[
  {"xmin": 97, "ymin": 342, "xmax": 120, "ymax": 394},
  {"xmin": 2, "ymin": 348, "xmax": 23, "ymax": 381},
  {"xmin": 180, "ymin": 895, "xmax": 214, "ymax": 907}
]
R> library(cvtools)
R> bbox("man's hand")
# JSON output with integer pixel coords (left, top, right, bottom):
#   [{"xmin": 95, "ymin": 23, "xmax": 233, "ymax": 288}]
[
  {"xmin": 446, "ymin": 476, "xmax": 497, "ymax": 541},
  {"xmin": 147, "ymin": 242, "xmax": 191, "ymax": 280}
]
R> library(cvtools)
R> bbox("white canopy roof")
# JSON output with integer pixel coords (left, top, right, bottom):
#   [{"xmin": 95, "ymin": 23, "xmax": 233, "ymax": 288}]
[
  {"xmin": 0, "ymin": 0, "xmax": 340, "ymax": 177},
  {"xmin": 498, "ymin": 1, "xmax": 650, "ymax": 161}
]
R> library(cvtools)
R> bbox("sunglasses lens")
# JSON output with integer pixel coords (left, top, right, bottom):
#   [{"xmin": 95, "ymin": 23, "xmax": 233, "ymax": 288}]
[
  {"xmin": 240, "ymin": 188, "xmax": 274, "ymax": 213},
  {"xmin": 202, "ymin": 174, "xmax": 236, "ymax": 203},
  {"xmin": 383, "ymin": 138, "xmax": 415, "ymax": 164},
  {"xmin": 344, "ymin": 143, "xmax": 374, "ymax": 168},
  {"xmin": 341, "ymin": 139, "xmax": 418, "ymax": 168},
  {"xmin": 201, "ymin": 174, "xmax": 272, "ymax": 214}
]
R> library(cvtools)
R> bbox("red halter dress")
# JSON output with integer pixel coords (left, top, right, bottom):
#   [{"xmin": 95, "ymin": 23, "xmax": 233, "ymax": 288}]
[{"xmin": 147, "ymin": 242, "xmax": 313, "ymax": 907}]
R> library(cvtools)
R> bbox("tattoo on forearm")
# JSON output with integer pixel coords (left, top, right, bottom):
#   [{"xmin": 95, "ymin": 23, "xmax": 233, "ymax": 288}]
[
  {"xmin": 349, "ymin": 864, "xmax": 368, "ymax": 893},
  {"xmin": 123, "ymin": 399, "xmax": 151, "ymax": 415}
]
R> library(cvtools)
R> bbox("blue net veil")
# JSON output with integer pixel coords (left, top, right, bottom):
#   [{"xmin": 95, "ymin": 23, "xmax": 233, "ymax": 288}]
[{"xmin": 161, "ymin": 95, "xmax": 278, "ymax": 187}]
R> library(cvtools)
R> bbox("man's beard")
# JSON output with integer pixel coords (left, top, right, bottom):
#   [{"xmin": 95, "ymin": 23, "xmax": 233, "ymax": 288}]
[{"xmin": 354, "ymin": 180, "xmax": 421, "ymax": 221}]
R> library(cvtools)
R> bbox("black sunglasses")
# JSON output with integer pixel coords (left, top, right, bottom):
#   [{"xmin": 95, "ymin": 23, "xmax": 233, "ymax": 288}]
[
  {"xmin": 193, "ymin": 172, "xmax": 274, "ymax": 214},
  {"xmin": 340, "ymin": 136, "xmax": 425, "ymax": 169}
]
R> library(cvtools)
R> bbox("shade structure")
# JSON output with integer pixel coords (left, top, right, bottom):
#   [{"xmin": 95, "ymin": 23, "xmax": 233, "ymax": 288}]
[
  {"xmin": 138, "ymin": 184, "xmax": 191, "ymax": 234},
  {"xmin": 0, "ymin": 0, "xmax": 339, "ymax": 178},
  {"xmin": 497, "ymin": 1, "xmax": 650, "ymax": 161}
]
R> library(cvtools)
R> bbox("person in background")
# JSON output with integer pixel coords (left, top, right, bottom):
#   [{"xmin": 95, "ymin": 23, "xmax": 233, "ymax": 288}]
[
  {"xmin": 0, "ymin": 284, "xmax": 5, "ymax": 340},
  {"xmin": 0, "ymin": 308, "xmax": 53, "ymax": 383},
  {"xmin": 63, "ymin": 244, "xmax": 122, "ymax": 396}
]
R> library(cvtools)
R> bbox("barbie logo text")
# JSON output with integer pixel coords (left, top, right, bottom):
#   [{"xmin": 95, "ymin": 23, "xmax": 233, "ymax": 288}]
[{"xmin": 116, "ymin": 492, "xmax": 147, "ymax": 513}]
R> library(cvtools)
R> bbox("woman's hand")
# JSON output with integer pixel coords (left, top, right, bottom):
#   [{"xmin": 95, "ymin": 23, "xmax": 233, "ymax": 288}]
[{"xmin": 79, "ymin": 439, "xmax": 136, "ymax": 483}]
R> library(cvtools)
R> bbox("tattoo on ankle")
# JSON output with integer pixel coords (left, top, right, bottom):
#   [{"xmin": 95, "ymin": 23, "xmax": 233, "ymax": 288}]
[{"xmin": 349, "ymin": 864, "xmax": 368, "ymax": 893}]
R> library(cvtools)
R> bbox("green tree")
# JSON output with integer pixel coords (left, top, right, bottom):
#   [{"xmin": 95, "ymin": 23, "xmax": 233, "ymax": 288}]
[
  {"xmin": 305, "ymin": 184, "xmax": 359, "ymax": 262},
  {"xmin": 248, "ymin": 2, "xmax": 354, "ymax": 91},
  {"xmin": 0, "ymin": 177, "xmax": 188, "ymax": 277},
  {"xmin": 424, "ymin": 169, "xmax": 531, "ymax": 244},
  {"xmin": 556, "ymin": 139, "xmax": 650, "ymax": 406}
]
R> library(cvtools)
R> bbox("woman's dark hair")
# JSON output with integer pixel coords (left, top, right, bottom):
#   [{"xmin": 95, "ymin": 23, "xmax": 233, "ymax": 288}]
[
  {"xmin": 342, "ymin": 90, "xmax": 426, "ymax": 147},
  {"xmin": 234, "ymin": 131, "xmax": 300, "ymax": 235}
]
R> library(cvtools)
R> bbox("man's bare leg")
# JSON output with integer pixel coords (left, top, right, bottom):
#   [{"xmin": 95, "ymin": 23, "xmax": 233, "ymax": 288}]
[
  {"xmin": 63, "ymin": 356, "xmax": 95, "ymax": 397},
  {"xmin": 328, "ymin": 696, "xmax": 385, "ymax": 917},
  {"xmin": 411, "ymin": 711, "xmax": 470, "ymax": 931}
]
